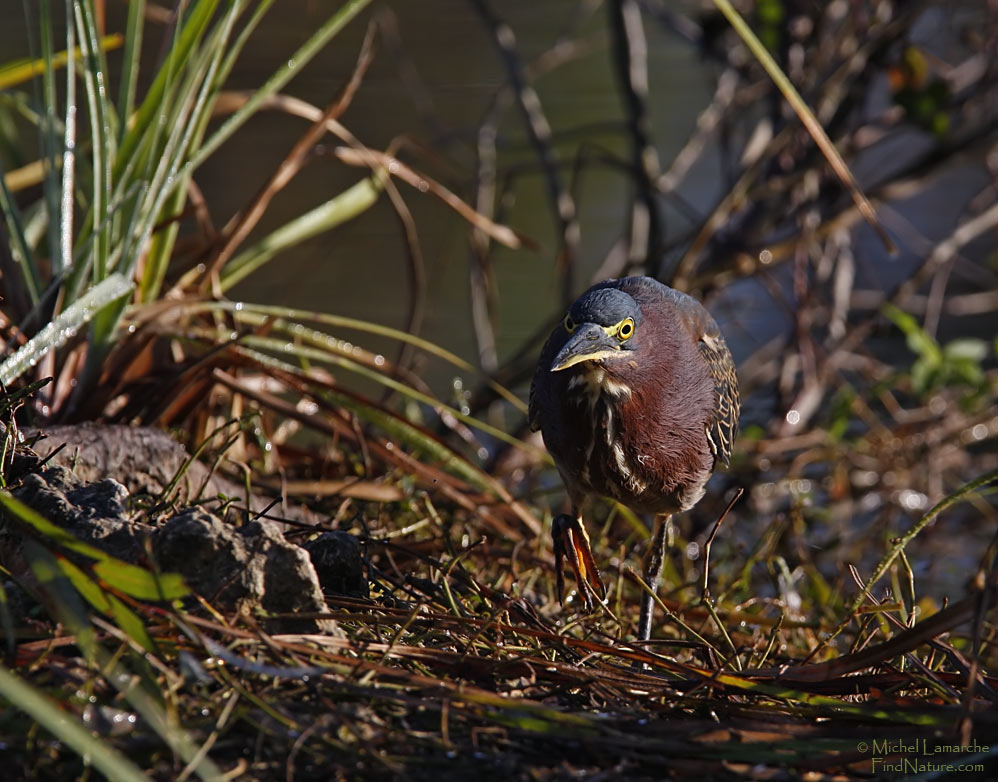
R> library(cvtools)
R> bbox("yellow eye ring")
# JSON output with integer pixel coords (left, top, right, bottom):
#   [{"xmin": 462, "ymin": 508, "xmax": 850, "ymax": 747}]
[
  {"xmin": 564, "ymin": 314, "xmax": 576, "ymax": 333},
  {"xmin": 618, "ymin": 318, "xmax": 635, "ymax": 340}
]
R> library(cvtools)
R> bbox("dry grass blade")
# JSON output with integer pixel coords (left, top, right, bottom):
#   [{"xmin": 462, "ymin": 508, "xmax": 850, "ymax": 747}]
[
  {"xmin": 198, "ymin": 22, "xmax": 379, "ymax": 288},
  {"xmin": 711, "ymin": 0, "xmax": 896, "ymax": 254},
  {"xmin": 334, "ymin": 146, "xmax": 525, "ymax": 249}
]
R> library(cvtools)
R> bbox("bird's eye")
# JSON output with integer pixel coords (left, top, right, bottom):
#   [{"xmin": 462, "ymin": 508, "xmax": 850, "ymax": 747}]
[
  {"xmin": 564, "ymin": 314, "xmax": 576, "ymax": 333},
  {"xmin": 618, "ymin": 318, "xmax": 635, "ymax": 340}
]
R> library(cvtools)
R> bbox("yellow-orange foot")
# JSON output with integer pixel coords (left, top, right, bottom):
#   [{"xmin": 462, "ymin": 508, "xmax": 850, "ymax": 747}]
[{"xmin": 552, "ymin": 513, "xmax": 606, "ymax": 612}]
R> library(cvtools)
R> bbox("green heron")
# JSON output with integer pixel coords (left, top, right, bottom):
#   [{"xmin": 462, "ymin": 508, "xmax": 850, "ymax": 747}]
[{"xmin": 529, "ymin": 276, "xmax": 739, "ymax": 640}]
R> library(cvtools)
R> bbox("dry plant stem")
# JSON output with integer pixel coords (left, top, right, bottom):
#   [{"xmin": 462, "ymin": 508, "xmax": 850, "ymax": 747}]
[
  {"xmin": 845, "ymin": 564, "xmax": 968, "ymax": 702},
  {"xmin": 466, "ymin": 21, "xmax": 606, "ymax": 372},
  {"xmin": 334, "ymin": 147, "xmax": 522, "ymax": 249},
  {"xmin": 658, "ymin": 69, "xmax": 739, "ymax": 200},
  {"xmin": 750, "ymin": 194, "xmax": 998, "ymax": 436},
  {"xmin": 673, "ymin": 124, "xmax": 781, "ymax": 287},
  {"xmin": 805, "ymin": 467, "xmax": 998, "ymax": 663},
  {"xmin": 711, "ymin": 0, "xmax": 894, "ymax": 254},
  {"xmin": 700, "ymin": 487, "xmax": 744, "ymax": 598},
  {"xmin": 198, "ymin": 22, "xmax": 379, "ymax": 289},
  {"xmin": 470, "ymin": 120, "xmax": 500, "ymax": 373},
  {"xmin": 684, "ymin": 490, "xmax": 744, "ymax": 660},
  {"xmin": 469, "ymin": 0, "xmax": 580, "ymax": 305},
  {"xmin": 963, "ymin": 532, "xmax": 998, "ymax": 715},
  {"xmin": 717, "ymin": 126, "xmax": 998, "ymax": 288},
  {"xmin": 239, "ymin": 586, "xmax": 998, "ymax": 707},
  {"xmin": 886, "ymin": 198, "xmax": 998, "ymax": 322},
  {"xmin": 769, "ymin": 590, "xmax": 997, "ymax": 686},
  {"xmin": 625, "ymin": 575, "xmax": 718, "ymax": 654},
  {"xmin": 820, "ymin": 193, "xmax": 998, "ymax": 371},
  {"xmin": 175, "ymin": 688, "xmax": 239, "ymax": 782},
  {"xmin": 375, "ymin": 8, "xmax": 442, "ymax": 138},
  {"xmin": 213, "ymin": 366, "xmax": 540, "ymax": 539},
  {"xmin": 379, "ymin": 172, "xmax": 426, "ymax": 378},
  {"xmin": 607, "ymin": 0, "xmax": 663, "ymax": 268}
]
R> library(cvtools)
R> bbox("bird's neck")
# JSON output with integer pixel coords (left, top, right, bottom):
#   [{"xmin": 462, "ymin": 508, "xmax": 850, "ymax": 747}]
[{"xmin": 566, "ymin": 363, "xmax": 632, "ymax": 411}]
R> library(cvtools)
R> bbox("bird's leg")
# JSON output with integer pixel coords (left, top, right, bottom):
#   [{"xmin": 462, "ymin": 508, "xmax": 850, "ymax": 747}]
[
  {"xmin": 552, "ymin": 513, "xmax": 606, "ymax": 612},
  {"xmin": 637, "ymin": 514, "xmax": 672, "ymax": 641}
]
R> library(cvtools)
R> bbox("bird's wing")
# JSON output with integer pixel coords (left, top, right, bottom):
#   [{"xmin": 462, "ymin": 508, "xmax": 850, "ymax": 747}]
[
  {"xmin": 528, "ymin": 327, "xmax": 561, "ymax": 432},
  {"xmin": 620, "ymin": 277, "xmax": 740, "ymax": 466},
  {"xmin": 528, "ymin": 368, "xmax": 542, "ymax": 432},
  {"xmin": 698, "ymin": 327, "xmax": 739, "ymax": 467}
]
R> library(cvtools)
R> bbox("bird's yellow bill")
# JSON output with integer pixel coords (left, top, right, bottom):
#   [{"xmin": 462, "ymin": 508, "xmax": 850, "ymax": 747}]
[{"xmin": 551, "ymin": 347, "xmax": 620, "ymax": 372}]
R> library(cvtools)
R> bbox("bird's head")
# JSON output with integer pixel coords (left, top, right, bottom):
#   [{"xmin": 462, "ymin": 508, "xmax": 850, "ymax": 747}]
[{"xmin": 550, "ymin": 287, "xmax": 643, "ymax": 374}]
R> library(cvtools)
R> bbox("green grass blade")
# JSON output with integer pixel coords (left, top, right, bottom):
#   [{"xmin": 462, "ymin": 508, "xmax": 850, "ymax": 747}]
[
  {"xmin": 216, "ymin": 0, "xmax": 276, "ymax": 87},
  {"xmin": 74, "ymin": 0, "xmax": 115, "ymax": 284},
  {"xmin": 0, "ymin": 162, "xmax": 40, "ymax": 302},
  {"xmin": 113, "ymin": 0, "xmax": 220, "ymax": 183},
  {"xmin": 111, "ymin": 666, "xmax": 227, "ymax": 782},
  {"xmin": 58, "ymin": 556, "xmax": 158, "ymax": 652},
  {"xmin": 135, "ymin": 2, "xmax": 247, "ymax": 302},
  {"xmin": 0, "ymin": 35, "xmax": 123, "ymax": 90},
  {"xmin": 0, "ymin": 665, "xmax": 154, "ymax": 782},
  {"xmin": 220, "ymin": 175, "xmax": 384, "ymax": 289},
  {"xmin": 58, "ymin": 0, "xmax": 77, "ymax": 276},
  {"xmin": 230, "ymin": 343, "xmax": 535, "ymax": 498},
  {"xmin": 116, "ymin": 0, "xmax": 145, "ymax": 134},
  {"xmin": 262, "ymin": 302, "xmax": 524, "ymax": 412},
  {"xmin": 192, "ymin": 0, "xmax": 373, "ymax": 168},
  {"xmin": 22, "ymin": 539, "xmax": 98, "ymax": 658},
  {"xmin": 180, "ymin": 300, "xmax": 529, "ymax": 413},
  {"xmin": 0, "ymin": 273, "xmax": 133, "ymax": 385},
  {"xmin": 39, "ymin": 0, "xmax": 63, "ymax": 277},
  {"xmin": 239, "ymin": 331, "xmax": 540, "ymax": 457},
  {"xmin": 326, "ymin": 382, "xmax": 506, "ymax": 496},
  {"xmin": 81, "ymin": 9, "xmax": 230, "ymax": 380},
  {"xmin": 0, "ymin": 490, "xmax": 188, "ymax": 601},
  {"xmin": 0, "ymin": 582, "xmax": 14, "ymax": 658},
  {"xmin": 18, "ymin": 540, "xmax": 222, "ymax": 782},
  {"xmin": 847, "ymin": 468, "xmax": 998, "ymax": 615}
]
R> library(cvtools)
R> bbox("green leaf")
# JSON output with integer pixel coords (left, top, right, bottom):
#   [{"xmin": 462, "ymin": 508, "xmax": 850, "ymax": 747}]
[
  {"xmin": 220, "ymin": 176, "xmax": 384, "ymax": 290},
  {"xmin": 58, "ymin": 556, "xmax": 157, "ymax": 652},
  {"xmin": 942, "ymin": 338, "xmax": 987, "ymax": 362},
  {"xmin": 882, "ymin": 303, "xmax": 942, "ymax": 363},
  {"xmin": 948, "ymin": 358, "xmax": 983, "ymax": 387},
  {"xmin": 911, "ymin": 357, "xmax": 935, "ymax": 395},
  {"xmin": 0, "ymin": 490, "xmax": 188, "ymax": 601},
  {"xmin": 0, "ymin": 34, "xmax": 123, "ymax": 90},
  {"xmin": 0, "ymin": 664, "xmax": 153, "ymax": 782},
  {"xmin": 93, "ymin": 559, "xmax": 188, "ymax": 601}
]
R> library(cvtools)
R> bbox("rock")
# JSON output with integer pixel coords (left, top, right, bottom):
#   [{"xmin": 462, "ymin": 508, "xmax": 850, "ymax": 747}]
[
  {"xmin": 28, "ymin": 424, "xmax": 193, "ymax": 498},
  {"xmin": 26, "ymin": 423, "xmax": 318, "ymax": 524},
  {"xmin": 154, "ymin": 511, "xmax": 337, "ymax": 633},
  {"xmin": 1, "ymin": 427, "xmax": 368, "ymax": 634},
  {"xmin": 11, "ymin": 466, "xmax": 149, "ymax": 561},
  {"xmin": 304, "ymin": 531, "xmax": 368, "ymax": 598}
]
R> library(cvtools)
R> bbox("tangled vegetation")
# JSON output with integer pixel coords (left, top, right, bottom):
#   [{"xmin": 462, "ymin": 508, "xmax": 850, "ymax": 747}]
[{"xmin": 1, "ymin": 1, "xmax": 996, "ymax": 779}]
